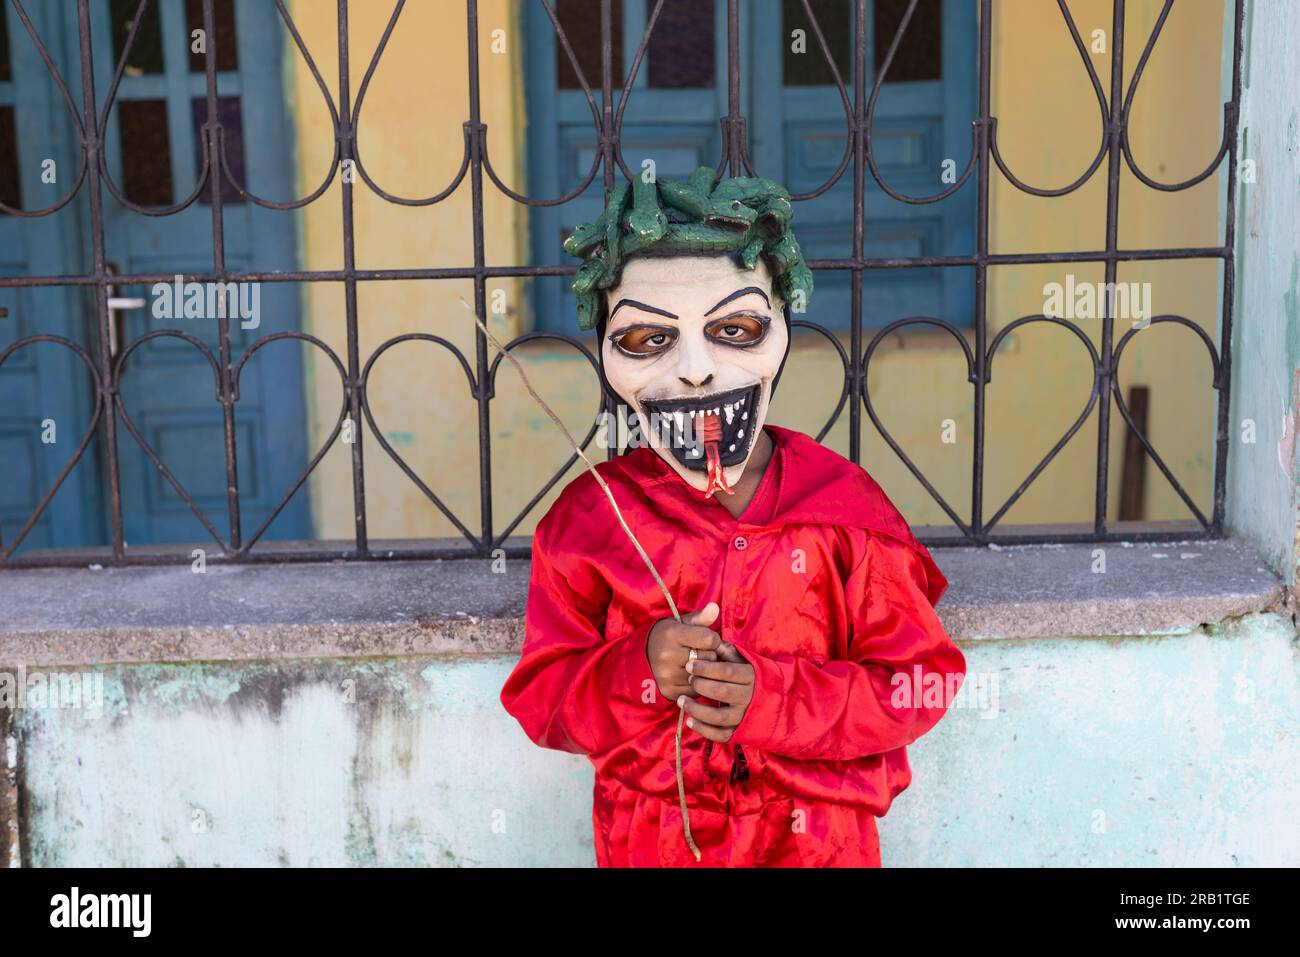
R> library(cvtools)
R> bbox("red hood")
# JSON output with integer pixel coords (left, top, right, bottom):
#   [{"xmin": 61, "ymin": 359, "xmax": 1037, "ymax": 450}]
[{"xmin": 608, "ymin": 425, "xmax": 947, "ymax": 606}]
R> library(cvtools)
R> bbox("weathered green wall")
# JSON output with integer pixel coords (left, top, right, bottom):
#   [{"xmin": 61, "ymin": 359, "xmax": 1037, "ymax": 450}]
[
  {"xmin": 17, "ymin": 659, "xmax": 591, "ymax": 867},
  {"xmin": 888, "ymin": 614, "xmax": 1300, "ymax": 866},
  {"xmin": 15, "ymin": 612, "xmax": 1299, "ymax": 867},
  {"xmin": 1226, "ymin": 0, "xmax": 1300, "ymax": 585}
]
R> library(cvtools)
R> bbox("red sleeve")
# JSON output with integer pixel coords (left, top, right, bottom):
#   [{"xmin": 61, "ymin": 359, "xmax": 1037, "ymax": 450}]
[
  {"xmin": 500, "ymin": 510, "xmax": 670, "ymax": 756},
  {"xmin": 733, "ymin": 533, "xmax": 965, "ymax": 762}
]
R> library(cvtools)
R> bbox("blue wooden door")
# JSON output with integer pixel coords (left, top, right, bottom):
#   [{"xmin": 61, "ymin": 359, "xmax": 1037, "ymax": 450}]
[
  {"xmin": 526, "ymin": 0, "xmax": 733, "ymax": 333},
  {"xmin": 749, "ymin": 0, "xmax": 976, "ymax": 327},
  {"xmin": 525, "ymin": 0, "xmax": 976, "ymax": 332},
  {"xmin": 1, "ymin": 0, "xmax": 310, "ymax": 554},
  {"xmin": 85, "ymin": 0, "xmax": 312, "ymax": 547},
  {"xmin": 0, "ymin": 1, "xmax": 105, "ymax": 552}
]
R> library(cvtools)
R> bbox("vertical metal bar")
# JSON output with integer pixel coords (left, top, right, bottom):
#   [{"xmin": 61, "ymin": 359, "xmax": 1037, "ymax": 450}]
[
  {"xmin": 1094, "ymin": 0, "xmax": 1125, "ymax": 535},
  {"xmin": 601, "ymin": 0, "xmax": 614, "ymax": 190},
  {"xmin": 338, "ymin": 0, "xmax": 368, "ymax": 554},
  {"xmin": 1211, "ymin": 0, "xmax": 1245, "ymax": 534},
  {"xmin": 76, "ymin": 0, "xmax": 125, "ymax": 560},
  {"xmin": 849, "ymin": 0, "xmax": 866, "ymax": 464},
  {"xmin": 469, "ymin": 0, "xmax": 493, "ymax": 552},
  {"xmin": 600, "ymin": 0, "xmax": 617, "ymax": 457},
  {"xmin": 971, "ymin": 0, "xmax": 992, "ymax": 538},
  {"xmin": 204, "ymin": 0, "xmax": 240, "ymax": 551},
  {"xmin": 725, "ymin": 0, "xmax": 741, "ymax": 175}
]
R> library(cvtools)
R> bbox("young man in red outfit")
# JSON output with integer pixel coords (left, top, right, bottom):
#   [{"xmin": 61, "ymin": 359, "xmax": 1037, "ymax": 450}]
[{"xmin": 501, "ymin": 169, "xmax": 965, "ymax": 867}]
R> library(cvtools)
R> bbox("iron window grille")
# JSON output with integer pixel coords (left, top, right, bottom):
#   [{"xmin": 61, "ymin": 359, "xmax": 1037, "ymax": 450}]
[{"xmin": 0, "ymin": 0, "xmax": 1245, "ymax": 567}]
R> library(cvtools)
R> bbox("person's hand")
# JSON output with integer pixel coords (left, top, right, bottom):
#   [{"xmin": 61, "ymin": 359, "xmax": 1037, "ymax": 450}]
[
  {"xmin": 646, "ymin": 603, "xmax": 720, "ymax": 700},
  {"xmin": 680, "ymin": 640, "xmax": 755, "ymax": 743}
]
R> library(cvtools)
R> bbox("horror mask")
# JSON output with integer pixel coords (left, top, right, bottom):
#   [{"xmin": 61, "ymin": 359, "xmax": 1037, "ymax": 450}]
[
  {"xmin": 601, "ymin": 255, "xmax": 789, "ymax": 495},
  {"xmin": 564, "ymin": 166, "xmax": 814, "ymax": 497}
]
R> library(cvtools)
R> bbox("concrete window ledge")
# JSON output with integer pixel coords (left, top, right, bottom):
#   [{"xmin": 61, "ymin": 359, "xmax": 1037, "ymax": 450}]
[{"xmin": 0, "ymin": 538, "xmax": 1288, "ymax": 668}]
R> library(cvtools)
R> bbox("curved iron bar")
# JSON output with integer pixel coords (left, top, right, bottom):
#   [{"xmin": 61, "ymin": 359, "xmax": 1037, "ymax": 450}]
[
  {"xmin": 0, "ymin": 335, "xmax": 103, "ymax": 559},
  {"xmin": 1109, "ymin": 316, "xmax": 1223, "ymax": 527},
  {"xmin": 1121, "ymin": 100, "xmax": 1234, "ymax": 193},
  {"xmin": 0, "ymin": 0, "xmax": 90, "ymax": 217},
  {"xmin": 216, "ymin": 0, "xmax": 343, "ymax": 209},
  {"xmin": 482, "ymin": 124, "xmax": 601, "ymax": 207},
  {"xmin": 1119, "ymin": 0, "xmax": 1233, "ymax": 192},
  {"xmin": 95, "ymin": 0, "xmax": 213, "ymax": 216},
  {"xmin": 779, "ymin": 0, "xmax": 857, "ymax": 201},
  {"xmin": 711, "ymin": 129, "xmax": 731, "ymax": 181},
  {"xmin": 987, "ymin": 0, "xmax": 1111, "ymax": 197},
  {"xmin": 99, "ymin": 133, "xmax": 212, "ymax": 216},
  {"xmin": 788, "ymin": 319, "xmax": 851, "ymax": 442},
  {"xmin": 350, "ymin": 0, "xmax": 474, "ymax": 205},
  {"xmin": 736, "ymin": 122, "xmax": 760, "ymax": 179},
  {"xmin": 612, "ymin": 0, "xmax": 669, "ymax": 182},
  {"xmin": 358, "ymin": 333, "xmax": 481, "ymax": 545},
  {"xmin": 538, "ymin": 0, "xmax": 605, "ymax": 132},
  {"xmin": 486, "ymin": 332, "xmax": 604, "ymax": 546},
  {"xmin": 480, "ymin": 0, "xmax": 606, "ymax": 205},
  {"xmin": 981, "ymin": 315, "xmax": 1102, "ymax": 532},
  {"xmin": 7, "ymin": 1, "xmax": 84, "ymax": 135},
  {"xmin": 112, "ymin": 330, "xmax": 229, "ymax": 549},
  {"xmin": 861, "ymin": 317, "xmax": 976, "ymax": 533},
  {"xmin": 231, "ymin": 333, "xmax": 349, "ymax": 552},
  {"xmin": 0, "ymin": 150, "xmax": 88, "ymax": 218},
  {"xmin": 863, "ymin": 0, "xmax": 979, "ymax": 204},
  {"xmin": 218, "ymin": 125, "xmax": 341, "ymax": 210}
]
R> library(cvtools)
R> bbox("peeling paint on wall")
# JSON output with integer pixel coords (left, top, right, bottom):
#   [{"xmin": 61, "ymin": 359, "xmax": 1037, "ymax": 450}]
[
  {"xmin": 11, "ymin": 611, "xmax": 1300, "ymax": 868},
  {"xmin": 0, "ymin": 703, "xmax": 18, "ymax": 868},
  {"xmin": 1227, "ymin": 3, "xmax": 1300, "ymax": 586},
  {"xmin": 15, "ymin": 658, "xmax": 593, "ymax": 867},
  {"xmin": 885, "ymin": 614, "xmax": 1300, "ymax": 866}
]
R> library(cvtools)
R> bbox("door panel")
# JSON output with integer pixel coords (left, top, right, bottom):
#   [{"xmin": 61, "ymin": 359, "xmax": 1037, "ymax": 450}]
[
  {"xmin": 1, "ymin": 0, "xmax": 311, "ymax": 553},
  {"xmin": 750, "ymin": 0, "xmax": 977, "ymax": 330},
  {"xmin": 84, "ymin": 0, "xmax": 311, "ymax": 546},
  {"xmin": 0, "ymin": 2, "xmax": 102, "ymax": 554},
  {"xmin": 527, "ymin": 0, "xmax": 730, "ymax": 333},
  {"xmin": 524, "ymin": 0, "xmax": 978, "ymax": 333}
]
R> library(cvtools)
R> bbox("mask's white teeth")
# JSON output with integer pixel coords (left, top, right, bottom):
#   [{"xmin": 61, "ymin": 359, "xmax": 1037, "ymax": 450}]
[
  {"xmin": 689, "ymin": 409, "xmax": 697, "ymax": 419},
  {"xmin": 729, "ymin": 443, "xmax": 736, "ymax": 452},
  {"xmin": 723, "ymin": 404, "xmax": 735, "ymax": 425},
  {"xmin": 741, "ymin": 411, "xmax": 748, "ymax": 421},
  {"xmin": 738, "ymin": 429, "xmax": 745, "ymax": 438},
  {"xmin": 686, "ymin": 447, "xmax": 701, "ymax": 458}
]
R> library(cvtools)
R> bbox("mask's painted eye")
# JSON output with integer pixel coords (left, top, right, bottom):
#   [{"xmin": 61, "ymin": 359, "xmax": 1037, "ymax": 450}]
[
  {"xmin": 611, "ymin": 325, "xmax": 678, "ymax": 356},
  {"xmin": 705, "ymin": 313, "xmax": 767, "ymax": 345}
]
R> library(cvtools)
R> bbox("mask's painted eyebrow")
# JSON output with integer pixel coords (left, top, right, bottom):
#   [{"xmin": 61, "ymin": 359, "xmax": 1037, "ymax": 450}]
[
  {"xmin": 609, "ymin": 299, "xmax": 678, "ymax": 322},
  {"xmin": 705, "ymin": 286, "xmax": 770, "ymax": 316}
]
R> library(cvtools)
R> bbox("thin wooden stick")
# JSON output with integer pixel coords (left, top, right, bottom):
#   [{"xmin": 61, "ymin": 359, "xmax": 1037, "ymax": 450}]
[{"xmin": 466, "ymin": 304, "xmax": 702, "ymax": 862}]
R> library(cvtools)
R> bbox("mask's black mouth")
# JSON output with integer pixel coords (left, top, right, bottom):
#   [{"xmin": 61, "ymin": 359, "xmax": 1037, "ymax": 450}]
[{"xmin": 639, "ymin": 383, "xmax": 761, "ymax": 472}]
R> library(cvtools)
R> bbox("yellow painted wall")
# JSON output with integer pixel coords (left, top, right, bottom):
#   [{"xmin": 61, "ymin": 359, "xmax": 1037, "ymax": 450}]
[{"xmin": 284, "ymin": 0, "xmax": 1227, "ymax": 542}]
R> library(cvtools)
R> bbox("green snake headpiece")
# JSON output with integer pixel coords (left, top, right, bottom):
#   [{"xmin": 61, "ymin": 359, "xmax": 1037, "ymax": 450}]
[{"xmin": 564, "ymin": 166, "xmax": 815, "ymax": 331}]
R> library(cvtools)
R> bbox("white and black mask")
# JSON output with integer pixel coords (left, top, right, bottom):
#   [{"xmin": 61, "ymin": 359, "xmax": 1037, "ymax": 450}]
[{"xmin": 601, "ymin": 255, "xmax": 788, "ymax": 497}]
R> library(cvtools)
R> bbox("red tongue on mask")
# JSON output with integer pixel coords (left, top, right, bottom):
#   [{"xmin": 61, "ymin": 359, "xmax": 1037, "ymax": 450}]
[{"xmin": 700, "ymin": 412, "xmax": 733, "ymax": 497}]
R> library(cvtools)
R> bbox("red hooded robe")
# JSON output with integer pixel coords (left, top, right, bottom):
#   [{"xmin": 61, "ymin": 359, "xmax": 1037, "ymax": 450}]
[{"xmin": 501, "ymin": 426, "xmax": 965, "ymax": 867}]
